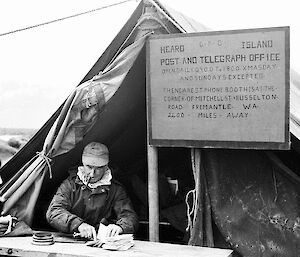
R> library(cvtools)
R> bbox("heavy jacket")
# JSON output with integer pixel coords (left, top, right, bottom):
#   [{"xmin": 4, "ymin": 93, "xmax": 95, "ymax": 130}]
[{"xmin": 46, "ymin": 171, "xmax": 138, "ymax": 234}]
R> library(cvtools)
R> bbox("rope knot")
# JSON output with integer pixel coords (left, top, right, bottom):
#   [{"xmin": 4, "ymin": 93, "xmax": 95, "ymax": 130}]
[{"xmin": 36, "ymin": 151, "xmax": 53, "ymax": 179}]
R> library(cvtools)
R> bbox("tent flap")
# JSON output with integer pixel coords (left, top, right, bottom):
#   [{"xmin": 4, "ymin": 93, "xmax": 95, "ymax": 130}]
[
  {"xmin": 50, "ymin": 33, "xmax": 149, "ymax": 157},
  {"xmin": 204, "ymin": 149, "xmax": 300, "ymax": 256},
  {"xmin": 0, "ymin": 30, "xmax": 149, "ymax": 225}
]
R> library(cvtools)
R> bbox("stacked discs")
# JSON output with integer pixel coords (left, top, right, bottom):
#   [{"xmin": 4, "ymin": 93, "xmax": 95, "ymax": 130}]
[{"xmin": 32, "ymin": 232, "xmax": 54, "ymax": 245}]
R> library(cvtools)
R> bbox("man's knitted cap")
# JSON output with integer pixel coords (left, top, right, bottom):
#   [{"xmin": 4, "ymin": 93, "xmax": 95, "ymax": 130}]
[{"xmin": 82, "ymin": 142, "xmax": 109, "ymax": 166}]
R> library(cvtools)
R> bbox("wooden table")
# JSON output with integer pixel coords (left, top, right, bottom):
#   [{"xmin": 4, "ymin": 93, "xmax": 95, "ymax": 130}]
[{"xmin": 0, "ymin": 236, "xmax": 233, "ymax": 257}]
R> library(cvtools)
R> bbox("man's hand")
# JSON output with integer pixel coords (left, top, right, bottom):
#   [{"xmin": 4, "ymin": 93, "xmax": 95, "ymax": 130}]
[
  {"xmin": 78, "ymin": 223, "xmax": 97, "ymax": 240},
  {"xmin": 106, "ymin": 224, "xmax": 123, "ymax": 237}
]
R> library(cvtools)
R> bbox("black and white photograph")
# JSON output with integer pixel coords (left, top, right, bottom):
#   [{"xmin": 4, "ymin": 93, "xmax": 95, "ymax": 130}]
[{"xmin": 0, "ymin": 1, "xmax": 299, "ymax": 256}]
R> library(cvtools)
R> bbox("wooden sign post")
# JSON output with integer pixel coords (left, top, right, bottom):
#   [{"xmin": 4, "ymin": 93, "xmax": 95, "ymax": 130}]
[
  {"xmin": 146, "ymin": 27, "xmax": 290, "ymax": 242},
  {"xmin": 147, "ymin": 144, "xmax": 159, "ymax": 242}
]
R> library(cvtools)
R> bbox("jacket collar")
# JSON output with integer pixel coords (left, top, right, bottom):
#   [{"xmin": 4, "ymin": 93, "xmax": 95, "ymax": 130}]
[
  {"xmin": 75, "ymin": 177, "xmax": 111, "ymax": 193},
  {"xmin": 76, "ymin": 166, "xmax": 112, "ymax": 189}
]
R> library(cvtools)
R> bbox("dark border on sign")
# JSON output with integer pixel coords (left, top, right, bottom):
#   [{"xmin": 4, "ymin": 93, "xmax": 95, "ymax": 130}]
[{"xmin": 150, "ymin": 139, "xmax": 290, "ymax": 150}]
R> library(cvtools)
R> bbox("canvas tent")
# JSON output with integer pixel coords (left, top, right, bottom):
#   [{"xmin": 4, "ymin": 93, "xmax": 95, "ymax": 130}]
[
  {"xmin": 1, "ymin": 0, "xmax": 300, "ymax": 256},
  {"xmin": 0, "ymin": 0, "xmax": 208, "ymax": 240}
]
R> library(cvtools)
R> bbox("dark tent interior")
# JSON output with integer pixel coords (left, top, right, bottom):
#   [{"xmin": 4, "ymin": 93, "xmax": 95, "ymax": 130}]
[{"xmin": 30, "ymin": 48, "xmax": 197, "ymax": 244}]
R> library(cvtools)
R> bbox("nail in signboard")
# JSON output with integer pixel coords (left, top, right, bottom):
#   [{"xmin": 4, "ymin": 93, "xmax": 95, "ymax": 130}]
[{"xmin": 146, "ymin": 27, "xmax": 290, "ymax": 149}]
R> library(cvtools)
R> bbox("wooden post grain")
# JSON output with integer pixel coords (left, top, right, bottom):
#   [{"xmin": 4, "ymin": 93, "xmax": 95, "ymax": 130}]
[{"xmin": 147, "ymin": 144, "xmax": 159, "ymax": 242}]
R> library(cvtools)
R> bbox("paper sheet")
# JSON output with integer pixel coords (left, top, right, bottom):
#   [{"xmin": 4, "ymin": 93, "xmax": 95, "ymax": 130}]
[{"xmin": 97, "ymin": 223, "xmax": 108, "ymax": 241}]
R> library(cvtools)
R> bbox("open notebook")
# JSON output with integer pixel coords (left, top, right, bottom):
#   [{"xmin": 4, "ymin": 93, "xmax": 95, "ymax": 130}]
[{"xmin": 97, "ymin": 223, "xmax": 134, "ymax": 250}]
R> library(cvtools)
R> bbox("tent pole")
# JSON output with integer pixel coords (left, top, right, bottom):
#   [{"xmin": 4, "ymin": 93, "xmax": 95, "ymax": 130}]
[{"xmin": 147, "ymin": 144, "xmax": 159, "ymax": 242}]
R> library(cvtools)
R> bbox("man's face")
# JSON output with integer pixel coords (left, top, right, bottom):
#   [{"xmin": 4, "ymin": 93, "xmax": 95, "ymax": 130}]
[{"xmin": 83, "ymin": 163, "xmax": 108, "ymax": 183}]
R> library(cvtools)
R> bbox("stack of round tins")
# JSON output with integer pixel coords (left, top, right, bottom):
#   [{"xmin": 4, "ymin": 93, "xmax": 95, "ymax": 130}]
[{"xmin": 32, "ymin": 232, "xmax": 54, "ymax": 245}]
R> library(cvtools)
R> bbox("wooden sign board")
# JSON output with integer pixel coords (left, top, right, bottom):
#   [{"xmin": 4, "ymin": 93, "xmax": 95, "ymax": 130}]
[{"xmin": 147, "ymin": 27, "xmax": 290, "ymax": 149}]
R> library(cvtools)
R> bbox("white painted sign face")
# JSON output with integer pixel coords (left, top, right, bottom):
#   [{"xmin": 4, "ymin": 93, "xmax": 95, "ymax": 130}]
[{"xmin": 147, "ymin": 27, "xmax": 290, "ymax": 149}]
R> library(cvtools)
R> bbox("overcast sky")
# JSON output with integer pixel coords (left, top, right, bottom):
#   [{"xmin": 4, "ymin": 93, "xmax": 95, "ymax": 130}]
[{"xmin": 0, "ymin": 0, "xmax": 299, "ymax": 129}]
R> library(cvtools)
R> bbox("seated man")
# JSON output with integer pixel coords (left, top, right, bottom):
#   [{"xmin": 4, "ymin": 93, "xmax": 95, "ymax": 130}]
[{"xmin": 46, "ymin": 142, "xmax": 138, "ymax": 240}]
